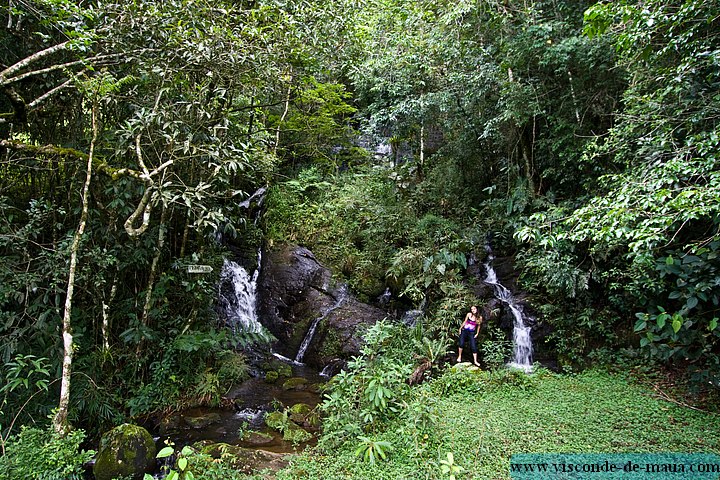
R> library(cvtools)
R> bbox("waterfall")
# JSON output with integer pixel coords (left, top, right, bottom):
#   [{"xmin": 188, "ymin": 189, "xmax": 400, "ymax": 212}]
[
  {"xmin": 294, "ymin": 285, "xmax": 348, "ymax": 364},
  {"xmin": 218, "ymin": 257, "xmax": 263, "ymax": 334},
  {"xmin": 216, "ymin": 189, "xmax": 268, "ymax": 334},
  {"xmin": 377, "ymin": 287, "xmax": 392, "ymax": 307},
  {"xmin": 483, "ymin": 249, "xmax": 534, "ymax": 372}
]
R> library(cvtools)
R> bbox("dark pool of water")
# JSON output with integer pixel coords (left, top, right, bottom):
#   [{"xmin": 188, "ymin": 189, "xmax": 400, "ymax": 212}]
[{"xmin": 155, "ymin": 363, "xmax": 326, "ymax": 454}]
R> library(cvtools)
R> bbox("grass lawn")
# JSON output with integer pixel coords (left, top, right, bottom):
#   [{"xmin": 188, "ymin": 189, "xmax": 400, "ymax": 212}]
[{"xmin": 276, "ymin": 368, "xmax": 720, "ymax": 479}]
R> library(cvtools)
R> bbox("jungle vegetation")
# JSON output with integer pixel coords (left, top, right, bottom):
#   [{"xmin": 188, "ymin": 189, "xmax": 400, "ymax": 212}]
[{"xmin": 0, "ymin": 0, "xmax": 718, "ymax": 478}]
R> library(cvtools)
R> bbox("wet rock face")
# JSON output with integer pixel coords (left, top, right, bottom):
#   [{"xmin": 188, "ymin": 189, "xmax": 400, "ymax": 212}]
[
  {"xmin": 257, "ymin": 245, "xmax": 333, "ymax": 341},
  {"xmin": 307, "ymin": 297, "xmax": 387, "ymax": 367},
  {"xmin": 257, "ymin": 243, "xmax": 386, "ymax": 367}
]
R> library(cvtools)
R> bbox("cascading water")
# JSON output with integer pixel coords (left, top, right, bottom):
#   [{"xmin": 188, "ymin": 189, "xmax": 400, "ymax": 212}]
[
  {"xmin": 216, "ymin": 188, "xmax": 268, "ymax": 334},
  {"xmin": 294, "ymin": 285, "xmax": 348, "ymax": 364},
  {"xmin": 483, "ymin": 248, "xmax": 534, "ymax": 372},
  {"xmin": 218, "ymin": 256, "xmax": 263, "ymax": 334}
]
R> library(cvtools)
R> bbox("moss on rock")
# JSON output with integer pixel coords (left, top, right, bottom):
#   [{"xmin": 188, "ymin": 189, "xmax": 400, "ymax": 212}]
[
  {"xmin": 282, "ymin": 422, "xmax": 313, "ymax": 443},
  {"xmin": 240, "ymin": 430, "xmax": 275, "ymax": 447},
  {"xmin": 265, "ymin": 411, "xmax": 287, "ymax": 431},
  {"xmin": 200, "ymin": 442, "xmax": 290, "ymax": 474},
  {"xmin": 289, "ymin": 403, "xmax": 312, "ymax": 423},
  {"xmin": 184, "ymin": 412, "xmax": 221, "ymax": 429},
  {"xmin": 282, "ymin": 377, "xmax": 308, "ymax": 390},
  {"xmin": 93, "ymin": 424, "xmax": 156, "ymax": 480},
  {"xmin": 276, "ymin": 363, "xmax": 293, "ymax": 378}
]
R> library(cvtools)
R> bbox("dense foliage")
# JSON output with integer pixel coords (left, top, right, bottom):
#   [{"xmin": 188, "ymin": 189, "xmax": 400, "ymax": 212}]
[
  {"xmin": 0, "ymin": 0, "xmax": 354, "ymax": 438},
  {"xmin": 1, "ymin": 0, "xmax": 719, "ymax": 477},
  {"xmin": 326, "ymin": 0, "xmax": 720, "ymax": 384}
]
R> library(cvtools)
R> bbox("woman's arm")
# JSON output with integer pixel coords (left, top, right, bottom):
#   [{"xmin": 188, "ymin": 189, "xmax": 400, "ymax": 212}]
[
  {"xmin": 459, "ymin": 312, "xmax": 470, "ymax": 333},
  {"xmin": 474, "ymin": 315, "xmax": 483, "ymax": 338}
]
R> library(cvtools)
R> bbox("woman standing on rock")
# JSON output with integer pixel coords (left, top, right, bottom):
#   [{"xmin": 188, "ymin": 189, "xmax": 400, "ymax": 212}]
[{"xmin": 457, "ymin": 305, "xmax": 482, "ymax": 366}]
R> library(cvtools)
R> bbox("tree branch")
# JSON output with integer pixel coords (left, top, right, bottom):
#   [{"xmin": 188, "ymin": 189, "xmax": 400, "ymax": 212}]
[
  {"xmin": 28, "ymin": 79, "xmax": 73, "ymax": 109},
  {"xmin": 0, "ymin": 41, "xmax": 70, "ymax": 81},
  {"xmin": 123, "ymin": 186, "xmax": 153, "ymax": 238}
]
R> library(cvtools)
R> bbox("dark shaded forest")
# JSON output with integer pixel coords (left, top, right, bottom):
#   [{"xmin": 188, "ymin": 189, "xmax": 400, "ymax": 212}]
[{"xmin": 0, "ymin": 1, "xmax": 718, "ymax": 478}]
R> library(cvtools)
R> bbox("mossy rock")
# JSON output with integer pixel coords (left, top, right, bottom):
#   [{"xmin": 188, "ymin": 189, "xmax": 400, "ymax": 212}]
[
  {"xmin": 282, "ymin": 377, "xmax": 308, "ymax": 390},
  {"xmin": 265, "ymin": 411, "xmax": 287, "ymax": 431},
  {"xmin": 276, "ymin": 363, "xmax": 293, "ymax": 378},
  {"xmin": 317, "ymin": 326, "xmax": 343, "ymax": 359},
  {"xmin": 264, "ymin": 371, "xmax": 279, "ymax": 383},
  {"xmin": 240, "ymin": 430, "xmax": 275, "ymax": 447},
  {"xmin": 306, "ymin": 382, "xmax": 323, "ymax": 394},
  {"xmin": 289, "ymin": 403, "xmax": 312, "ymax": 423},
  {"xmin": 450, "ymin": 362, "xmax": 482, "ymax": 373},
  {"xmin": 184, "ymin": 412, "xmax": 221, "ymax": 429},
  {"xmin": 261, "ymin": 359, "xmax": 293, "ymax": 378},
  {"xmin": 93, "ymin": 424, "xmax": 156, "ymax": 480},
  {"xmin": 282, "ymin": 422, "xmax": 313, "ymax": 443},
  {"xmin": 200, "ymin": 442, "xmax": 290, "ymax": 475}
]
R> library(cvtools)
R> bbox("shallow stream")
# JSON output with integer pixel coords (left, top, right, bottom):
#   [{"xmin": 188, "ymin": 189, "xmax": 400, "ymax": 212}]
[{"xmin": 139, "ymin": 362, "xmax": 326, "ymax": 480}]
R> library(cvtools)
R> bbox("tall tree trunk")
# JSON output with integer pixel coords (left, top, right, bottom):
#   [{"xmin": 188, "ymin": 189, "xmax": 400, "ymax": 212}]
[
  {"xmin": 519, "ymin": 132, "xmax": 536, "ymax": 196},
  {"xmin": 140, "ymin": 203, "xmax": 169, "ymax": 330},
  {"xmin": 53, "ymin": 99, "xmax": 97, "ymax": 434},
  {"xmin": 416, "ymin": 122, "xmax": 425, "ymax": 181},
  {"xmin": 101, "ymin": 278, "xmax": 118, "ymax": 351},
  {"xmin": 274, "ymin": 70, "xmax": 293, "ymax": 157},
  {"xmin": 567, "ymin": 70, "xmax": 581, "ymax": 124}
]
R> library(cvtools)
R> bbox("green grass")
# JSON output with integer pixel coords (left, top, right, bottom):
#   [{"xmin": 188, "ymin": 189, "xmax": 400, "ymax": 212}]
[{"xmin": 276, "ymin": 369, "xmax": 720, "ymax": 480}]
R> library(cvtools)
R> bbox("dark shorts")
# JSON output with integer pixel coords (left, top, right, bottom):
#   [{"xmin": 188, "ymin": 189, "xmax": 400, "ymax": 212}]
[{"xmin": 458, "ymin": 328, "xmax": 477, "ymax": 353}]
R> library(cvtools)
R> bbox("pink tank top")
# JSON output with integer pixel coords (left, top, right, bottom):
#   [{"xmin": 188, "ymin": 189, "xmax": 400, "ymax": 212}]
[{"xmin": 464, "ymin": 315, "xmax": 478, "ymax": 330}]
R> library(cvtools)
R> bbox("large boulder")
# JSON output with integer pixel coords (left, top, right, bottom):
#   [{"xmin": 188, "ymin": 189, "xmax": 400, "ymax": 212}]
[
  {"xmin": 257, "ymin": 243, "xmax": 386, "ymax": 368},
  {"xmin": 93, "ymin": 424, "xmax": 156, "ymax": 480}
]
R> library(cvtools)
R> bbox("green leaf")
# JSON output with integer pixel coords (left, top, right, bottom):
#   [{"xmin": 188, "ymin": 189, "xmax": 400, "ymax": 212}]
[
  {"xmin": 157, "ymin": 446, "xmax": 175, "ymax": 458},
  {"xmin": 672, "ymin": 319, "xmax": 682, "ymax": 333},
  {"xmin": 686, "ymin": 296, "xmax": 698, "ymax": 310},
  {"xmin": 709, "ymin": 318, "xmax": 718, "ymax": 331},
  {"xmin": 634, "ymin": 315, "xmax": 647, "ymax": 332},
  {"xmin": 178, "ymin": 457, "xmax": 188, "ymax": 471}
]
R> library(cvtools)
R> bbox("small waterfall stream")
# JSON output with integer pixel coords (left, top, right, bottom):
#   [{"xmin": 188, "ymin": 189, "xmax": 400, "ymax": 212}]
[
  {"xmin": 483, "ymin": 248, "xmax": 534, "ymax": 372},
  {"xmin": 216, "ymin": 187, "xmax": 268, "ymax": 334},
  {"xmin": 218, "ymin": 256, "xmax": 263, "ymax": 334},
  {"xmin": 294, "ymin": 285, "xmax": 348, "ymax": 364}
]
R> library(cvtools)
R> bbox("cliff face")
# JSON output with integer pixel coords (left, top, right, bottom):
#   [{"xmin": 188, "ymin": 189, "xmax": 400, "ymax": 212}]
[{"xmin": 257, "ymin": 243, "xmax": 386, "ymax": 369}]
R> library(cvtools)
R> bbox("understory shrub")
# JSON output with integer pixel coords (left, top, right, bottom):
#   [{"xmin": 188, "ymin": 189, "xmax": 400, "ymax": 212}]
[
  {"xmin": 320, "ymin": 320, "xmax": 414, "ymax": 447},
  {"xmin": 0, "ymin": 425, "xmax": 94, "ymax": 480}
]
